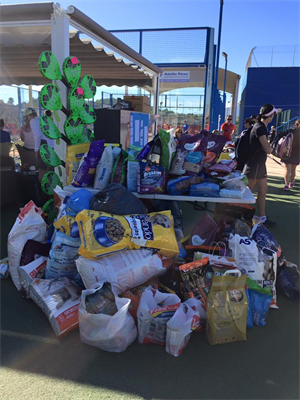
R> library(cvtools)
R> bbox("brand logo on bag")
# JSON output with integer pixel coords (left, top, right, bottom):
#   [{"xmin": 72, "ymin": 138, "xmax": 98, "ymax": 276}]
[
  {"xmin": 184, "ymin": 142, "xmax": 199, "ymax": 151},
  {"xmin": 125, "ymin": 215, "xmax": 154, "ymax": 241},
  {"xmin": 239, "ymin": 238, "xmax": 251, "ymax": 245},
  {"xmin": 207, "ymin": 141, "xmax": 216, "ymax": 149}
]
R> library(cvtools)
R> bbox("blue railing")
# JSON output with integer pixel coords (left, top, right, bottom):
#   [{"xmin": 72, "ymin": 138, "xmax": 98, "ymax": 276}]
[{"xmin": 276, "ymin": 116, "xmax": 300, "ymax": 132}]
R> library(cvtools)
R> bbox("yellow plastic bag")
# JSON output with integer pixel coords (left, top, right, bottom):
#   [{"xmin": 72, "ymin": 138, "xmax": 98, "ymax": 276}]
[
  {"xmin": 76, "ymin": 210, "xmax": 179, "ymax": 259},
  {"xmin": 65, "ymin": 143, "xmax": 90, "ymax": 186}
]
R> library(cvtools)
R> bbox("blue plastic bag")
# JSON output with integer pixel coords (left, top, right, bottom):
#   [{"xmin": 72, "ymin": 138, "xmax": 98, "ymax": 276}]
[{"xmin": 66, "ymin": 189, "xmax": 93, "ymax": 216}]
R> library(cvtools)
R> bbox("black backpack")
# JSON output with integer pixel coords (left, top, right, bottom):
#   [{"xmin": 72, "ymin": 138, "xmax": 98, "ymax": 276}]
[{"xmin": 235, "ymin": 126, "xmax": 252, "ymax": 171}]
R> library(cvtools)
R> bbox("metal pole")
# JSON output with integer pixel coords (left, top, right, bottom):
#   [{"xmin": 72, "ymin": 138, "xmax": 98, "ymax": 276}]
[
  {"xmin": 214, "ymin": 0, "xmax": 224, "ymax": 97},
  {"xmin": 222, "ymin": 52, "xmax": 228, "ymax": 121}
]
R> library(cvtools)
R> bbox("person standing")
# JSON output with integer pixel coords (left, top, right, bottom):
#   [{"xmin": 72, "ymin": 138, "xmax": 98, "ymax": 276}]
[
  {"xmin": 220, "ymin": 115, "xmax": 236, "ymax": 141},
  {"xmin": 235, "ymin": 116, "xmax": 256, "ymax": 171},
  {"xmin": 246, "ymin": 104, "xmax": 278, "ymax": 227},
  {"xmin": 24, "ymin": 108, "xmax": 54, "ymax": 152},
  {"xmin": 0, "ymin": 119, "xmax": 11, "ymax": 143},
  {"xmin": 269, "ymin": 125, "xmax": 277, "ymax": 143},
  {"xmin": 20, "ymin": 114, "xmax": 35, "ymax": 150},
  {"xmin": 283, "ymin": 119, "xmax": 299, "ymax": 190},
  {"xmin": 182, "ymin": 120, "xmax": 189, "ymax": 134}
]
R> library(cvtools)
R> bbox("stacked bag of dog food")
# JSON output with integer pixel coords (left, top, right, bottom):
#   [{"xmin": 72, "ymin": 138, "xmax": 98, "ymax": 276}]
[
  {"xmin": 64, "ymin": 130, "xmax": 247, "ymax": 200},
  {"xmin": 5, "ymin": 182, "xmax": 299, "ymax": 355}
]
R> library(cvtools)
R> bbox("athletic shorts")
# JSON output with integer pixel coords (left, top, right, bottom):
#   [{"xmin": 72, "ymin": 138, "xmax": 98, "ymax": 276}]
[{"xmin": 246, "ymin": 154, "xmax": 267, "ymax": 180}]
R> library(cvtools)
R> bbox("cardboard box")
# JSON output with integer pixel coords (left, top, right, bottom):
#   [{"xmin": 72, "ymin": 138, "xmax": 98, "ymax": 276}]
[{"xmin": 124, "ymin": 95, "xmax": 151, "ymax": 113}]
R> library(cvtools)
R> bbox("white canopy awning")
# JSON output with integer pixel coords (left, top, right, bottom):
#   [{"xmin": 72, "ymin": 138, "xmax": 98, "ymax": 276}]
[{"xmin": 0, "ymin": 2, "xmax": 162, "ymax": 87}]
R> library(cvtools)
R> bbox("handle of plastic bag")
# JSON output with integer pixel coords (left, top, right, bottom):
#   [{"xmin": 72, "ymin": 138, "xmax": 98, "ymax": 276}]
[
  {"xmin": 224, "ymin": 269, "xmax": 241, "ymax": 277},
  {"xmin": 211, "ymin": 241, "xmax": 227, "ymax": 256}
]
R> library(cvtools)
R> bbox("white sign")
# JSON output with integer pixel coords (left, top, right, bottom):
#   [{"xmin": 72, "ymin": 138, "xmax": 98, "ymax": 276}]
[{"xmin": 160, "ymin": 71, "xmax": 190, "ymax": 82}]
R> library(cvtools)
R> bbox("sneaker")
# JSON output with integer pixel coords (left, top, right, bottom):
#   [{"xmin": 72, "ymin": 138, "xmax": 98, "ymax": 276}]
[
  {"xmin": 284, "ymin": 185, "xmax": 289, "ymax": 191},
  {"xmin": 289, "ymin": 181, "xmax": 295, "ymax": 188},
  {"xmin": 263, "ymin": 218, "xmax": 277, "ymax": 227}
]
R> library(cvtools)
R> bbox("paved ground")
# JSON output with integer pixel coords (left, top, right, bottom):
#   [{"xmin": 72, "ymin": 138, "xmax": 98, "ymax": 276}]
[{"xmin": 1, "ymin": 156, "xmax": 299, "ymax": 400}]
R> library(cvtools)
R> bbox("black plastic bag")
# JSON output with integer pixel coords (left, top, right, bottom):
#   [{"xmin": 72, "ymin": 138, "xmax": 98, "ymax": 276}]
[{"xmin": 90, "ymin": 183, "xmax": 148, "ymax": 215}]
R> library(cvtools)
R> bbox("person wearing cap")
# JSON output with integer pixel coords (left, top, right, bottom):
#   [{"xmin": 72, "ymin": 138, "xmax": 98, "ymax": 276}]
[
  {"xmin": 220, "ymin": 115, "xmax": 236, "ymax": 141},
  {"xmin": 246, "ymin": 104, "xmax": 278, "ymax": 227}
]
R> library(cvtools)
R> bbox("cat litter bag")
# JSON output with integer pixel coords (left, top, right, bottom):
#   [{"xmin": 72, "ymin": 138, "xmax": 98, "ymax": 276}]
[
  {"xmin": 228, "ymin": 234, "xmax": 278, "ymax": 308},
  {"xmin": 79, "ymin": 283, "xmax": 137, "ymax": 352},
  {"xmin": 8, "ymin": 207, "xmax": 47, "ymax": 291},
  {"xmin": 29, "ymin": 277, "xmax": 82, "ymax": 336},
  {"xmin": 19, "ymin": 256, "xmax": 47, "ymax": 299},
  {"xmin": 276, "ymin": 261, "xmax": 299, "ymax": 301},
  {"xmin": 166, "ymin": 302, "xmax": 200, "ymax": 357},
  {"xmin": 137, "ymin": 288, "xmax": 181, "ymax": 345},
  {"xmin": 76, "ymin": 209, "xmax": 179, "ymax": 259},
  {"xmin": 45, "ymin": 231, "xmax": 81, "ymax": 280},
  {"xmin": 170, "ymin": 133, "xmax": 208, "ymax": 176},
  {"xmin": 76, "ymin": 250, "xmax": 166, "ymax": 294},
  {"xmin": 94, "ymin": 145, "xmax": 114, "ymax": 190},
  {"xmin": 246, "ymin": 277, "xmax": 272, "ymax": 327},
  {"xmin": 72, "ymin": 140, "xmax": 105, "ymax": 187}
]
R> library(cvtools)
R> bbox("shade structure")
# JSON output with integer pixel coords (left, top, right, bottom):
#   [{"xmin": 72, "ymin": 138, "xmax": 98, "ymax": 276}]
[{"xmin": 0, "ymin": 3, "xmax": 161, "ymax": 87}]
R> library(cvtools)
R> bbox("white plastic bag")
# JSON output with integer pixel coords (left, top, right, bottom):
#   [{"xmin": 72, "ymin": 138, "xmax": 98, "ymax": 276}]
[
  {"xmin": 94, "ymin": 145, "xmax": 114, "ymax": 190},
  {"xmin": 29, "ymin": 277, "xmax": 82, "ymax": 336},
  {"xmin": 8, "ymin": 207, "xmax": 47, "ymax": 290},
  {"xmin": 76, "ymin": 250, "xmax": 166, "ymax": 294},
  {"xmin": 228, "ymin": 234, "xmax": 278, "ymax": 308},
  {"xmin": 166, "ymin": 303, "xmax": 200, "ymax": 357},
  {"xmin": 79, "ymin": 283, "xmax": 137, "ymax": 352},
  {"xmin": 137, "ymin": 288, "xmax": 181, "ymax": 345}
]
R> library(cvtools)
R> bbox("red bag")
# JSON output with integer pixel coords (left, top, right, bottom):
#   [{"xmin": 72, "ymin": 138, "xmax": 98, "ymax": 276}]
[{"xmin": 189, "ymin": 213, "xmax": 218, "ymax": 246}]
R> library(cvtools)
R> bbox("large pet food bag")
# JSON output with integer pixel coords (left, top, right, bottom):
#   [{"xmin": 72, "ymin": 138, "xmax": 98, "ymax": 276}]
[
  {"xmin": 30, "ymin": 277, "xmax": 82, "ymax": 336},
  {"xmin": 76, "ymin": 250, "xmax": 166, "ymax": 293},
  {"xmin": 65, "ymin": 143, "xmax": 90, "ymax": 186},
  {"xmin": 206, "ymin": 271, "xmax": 248, "ymax": 345},
  {"xmin": 76, "ymin": 210, "xmax": 179, "ymax": 258}
]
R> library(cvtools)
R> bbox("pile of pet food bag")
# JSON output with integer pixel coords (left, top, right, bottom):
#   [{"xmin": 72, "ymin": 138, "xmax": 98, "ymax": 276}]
[
  {"xmin": 1, "ymin": 130, "xmax": 299, "ymax": 357},
  {"xmin": 65, "ymin": 129, "xmax": 248, "ymax": 199}
]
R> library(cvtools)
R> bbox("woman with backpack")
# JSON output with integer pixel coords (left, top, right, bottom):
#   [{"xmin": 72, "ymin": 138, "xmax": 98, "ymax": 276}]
[
  {"xmin": 283, "ymin": 119, "xmax": 300, "ymax": 190},
  {"xmin": 246, "ymin": 104, "xmax": 277, "ymax": 227}
]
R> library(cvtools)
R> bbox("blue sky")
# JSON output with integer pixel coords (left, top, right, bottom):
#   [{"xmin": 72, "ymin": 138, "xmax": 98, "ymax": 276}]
[{"xmin": 1, "ymin": 0, "xmax": 300, "ymax": 103}]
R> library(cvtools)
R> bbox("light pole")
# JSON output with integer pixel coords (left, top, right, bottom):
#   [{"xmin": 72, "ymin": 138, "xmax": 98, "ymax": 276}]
[{"xmin": 222, "ymin": 51, "xmax": 228, "ymax": 121}]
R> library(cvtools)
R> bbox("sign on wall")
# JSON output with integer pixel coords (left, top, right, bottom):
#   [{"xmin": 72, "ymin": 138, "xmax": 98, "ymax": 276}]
[{"xmin": 160, "ymin": 71, "xmax": 190, "ymax": 82}]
